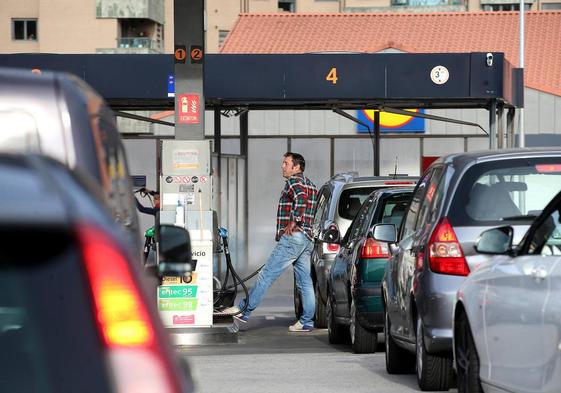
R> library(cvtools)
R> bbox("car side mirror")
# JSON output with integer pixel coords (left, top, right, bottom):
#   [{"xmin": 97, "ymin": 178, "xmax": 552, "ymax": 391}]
[
  {"xmin": 370, "ymin": 224, "xmax": 397, "ymax": 243},
  {"xmin": 320, "ymin": 226, "xmax": 340, "ymax": 244},
  {"xmin": 475, "ymin": 226, "xmax": 513, "ymax": 254},
  {"xmin": 158, "ymin": 224, "xmax": 193, "ymax": 277}
]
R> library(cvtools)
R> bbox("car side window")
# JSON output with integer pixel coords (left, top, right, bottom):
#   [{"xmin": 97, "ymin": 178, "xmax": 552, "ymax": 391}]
[
  {"xmin": 528, "ymin": 209, "xmax": 561, "ymax": 256},
  {"xmin": 415, "ymin": 167, "xmax": 444, "ymax": 231},
  {"xmin": 401, "ymin": 171, "xmax": 432, "ymax": 239},
  {"xmin": 343, "ymin": 199, "xmax": 371, "ymax": 245},
  {"xmin": 313, "ymin": 188, "xmax": 329, "ymax": 227}
]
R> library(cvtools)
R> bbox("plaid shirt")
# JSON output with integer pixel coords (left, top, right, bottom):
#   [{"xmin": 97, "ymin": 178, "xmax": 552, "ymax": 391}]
[{"xmin": 276, "ymin": 173, "xmax": 318, "ymax": 241}]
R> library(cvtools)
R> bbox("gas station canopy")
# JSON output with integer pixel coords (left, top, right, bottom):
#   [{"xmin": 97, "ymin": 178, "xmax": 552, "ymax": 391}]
[{"xmin": 0, "ymin": 52, "xmax": 523, "ymax": 111}]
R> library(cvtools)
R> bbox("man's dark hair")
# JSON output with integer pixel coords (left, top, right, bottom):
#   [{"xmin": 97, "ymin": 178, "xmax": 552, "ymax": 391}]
[{"xmin": 284, "ymin": 152, "xmax": 305, "ymax": 172}]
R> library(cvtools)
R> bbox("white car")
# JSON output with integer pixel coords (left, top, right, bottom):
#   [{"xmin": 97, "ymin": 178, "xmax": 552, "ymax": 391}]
[{"xmin": 453, "ymin": 186, "xmax": 561, "ymax": 393}]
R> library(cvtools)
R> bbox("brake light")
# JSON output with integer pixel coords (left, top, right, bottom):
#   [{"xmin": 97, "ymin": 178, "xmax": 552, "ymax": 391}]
[
  {"xmin": 428, "ymin": 218, "xmax": 469, "ymax": 276},
  {"xmin": 535, "ymin": 164, "xmax": 561, "ymax": 173},
  {"xmin": 323, "ymin": 243, "xmax": 340, "ymax": 254},
  {"xmin": 78, "ymin": 224, "xmax": 180, "ymax": 393},
  {"xmin": 360, "ymin": 238, "xmax": 389, "ymax": 258}
]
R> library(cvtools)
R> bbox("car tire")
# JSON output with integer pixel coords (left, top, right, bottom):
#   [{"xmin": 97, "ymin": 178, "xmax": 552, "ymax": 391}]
[
  {"xmin": 455, "ymin": 312, "xmax": 483, "ymax": 393},
  {"xmin": 350, "ymin": 298, "xmax": 377, "ymax": 353},
  {"xmin": 327, "ymin": 293, "xmax": 349, "ymax": 344},
  {"xmin": 293, "ymin": 276, "xmax": 303, "ymax": 320},
  {"xmin": 315, "ymin": 282, "xmax": 327, "ymax": 328},
  {"xmin": 385, "ymin": 308, "xmax": 415, "ymax": 374},
  {"xmin": 416, "ymin": 316, "xmax": 453, "ymax": 391}
]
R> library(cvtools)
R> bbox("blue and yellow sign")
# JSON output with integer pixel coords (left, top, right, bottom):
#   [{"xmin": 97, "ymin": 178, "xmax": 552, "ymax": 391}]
[{"xmin": 357, "ymin": 109, "xmax": 425, "ymax": 133}]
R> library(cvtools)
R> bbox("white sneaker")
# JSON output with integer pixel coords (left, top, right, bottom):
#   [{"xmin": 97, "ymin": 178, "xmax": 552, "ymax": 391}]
[
  {"xmin": 288, "ymin": 321, "xmax": 313, "ymax": 332},
  {"xmin": 220, "ymin": 306, "xmax": 241, "ymax": 314}
]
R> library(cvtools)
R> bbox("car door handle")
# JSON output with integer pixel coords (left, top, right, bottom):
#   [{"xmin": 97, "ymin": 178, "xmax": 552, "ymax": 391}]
[{"xmin": 530, "ymin": 266, "xmax": 548, "ymax": 282}]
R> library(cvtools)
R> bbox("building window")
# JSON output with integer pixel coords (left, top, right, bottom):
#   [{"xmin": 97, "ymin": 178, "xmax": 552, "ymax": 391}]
[
  {"xmin": 542, "ymin": 2, "xmax": 561, "ymax": 9},
  {"xmin": 279, "ymin": 0, "xmax": 296, "ymax": 12},
  {"xmin": 12, "ymin": 19, "xmax": 37, "ymax": 41},
  {"xmin": 482, "ymin": 3, "xmax": 531, "ymax": 10},
  {"xmin": 218, "ymin": 30, "xmax": 229, "ymax": 48}
]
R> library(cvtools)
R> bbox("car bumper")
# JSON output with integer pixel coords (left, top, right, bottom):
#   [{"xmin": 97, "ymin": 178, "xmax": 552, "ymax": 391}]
[
  {"xmin": 316, "ymin": 254, "xmax": 337, "ymax": 300},
  {"xmin": 354, "ymin": 257, "xmax": 387, "ymax": 331},
  {"xmin": 416, "ymin": 272, "xmax": 466, "ymax": 355}
]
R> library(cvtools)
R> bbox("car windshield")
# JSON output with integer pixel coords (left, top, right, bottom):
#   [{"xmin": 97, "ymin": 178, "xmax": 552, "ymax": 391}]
[
  {"xmin": 450, "ymin": 158, "xmax": 561, "ymax": 226},
  {"xmin": 338, "ymin": 187, "xmax": 379, "ymax": 220}
]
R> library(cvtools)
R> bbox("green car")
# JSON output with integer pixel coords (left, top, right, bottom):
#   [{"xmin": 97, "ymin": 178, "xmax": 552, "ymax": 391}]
[{"xmin": 326, "ymin": 188, "xmax": 413, "ymax": 353}]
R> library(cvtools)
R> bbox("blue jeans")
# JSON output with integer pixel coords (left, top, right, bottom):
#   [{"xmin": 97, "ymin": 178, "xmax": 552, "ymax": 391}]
[{"xmin": 239, "ymin": 232, "xmax": 315, "ymax": 326}]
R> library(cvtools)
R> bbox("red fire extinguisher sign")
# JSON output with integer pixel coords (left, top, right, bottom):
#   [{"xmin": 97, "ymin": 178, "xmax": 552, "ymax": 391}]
[{"xmin": 177, "ymin": 94, "xmax": 200, "ymax": 124}]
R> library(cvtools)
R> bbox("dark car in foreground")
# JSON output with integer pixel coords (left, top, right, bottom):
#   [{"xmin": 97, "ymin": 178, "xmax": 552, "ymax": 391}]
[
  {"xmin": 0, "ymin": 67, "xmax": 140, "ymax": 252},
  {"xmin": 454, "ymin": 188, "xmax": 561, "ymax": 393},
  {"xmin": 0, "ymin": 154, "xmax": 193, "ymax": 393},
  {"xmin": 381, "ymin": 149, "xmax": 561, "ymax": 391},
  {"xmin": 326, "ymin": 188, "xmax": 413, "ymax": 353}
]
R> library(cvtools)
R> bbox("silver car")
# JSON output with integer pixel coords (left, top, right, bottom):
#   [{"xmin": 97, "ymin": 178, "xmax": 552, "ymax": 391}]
[
  {"xmin": 382, "ymin": 149, "xmax": 561, "ymax": 391},
  {"xmin": 454, "ymin": 187, "xmax": 561, "ymax": 393}
]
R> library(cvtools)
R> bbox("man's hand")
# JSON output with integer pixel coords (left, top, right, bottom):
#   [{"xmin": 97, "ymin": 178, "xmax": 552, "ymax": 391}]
[{"xmin": 284, "ymin": 221, "xmax": 298, "ymax": 236}]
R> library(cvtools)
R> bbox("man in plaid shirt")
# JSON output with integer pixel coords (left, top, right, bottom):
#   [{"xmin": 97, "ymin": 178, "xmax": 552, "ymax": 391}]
[{"xmin": 226, "ymin": 152, "xmax": 318, "ymax": 331}]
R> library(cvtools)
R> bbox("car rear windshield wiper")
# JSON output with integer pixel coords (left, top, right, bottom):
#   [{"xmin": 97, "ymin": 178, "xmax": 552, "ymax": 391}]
[{"xmin": 501, "ymin": 214, "xmax": 538, "ymax": 221}]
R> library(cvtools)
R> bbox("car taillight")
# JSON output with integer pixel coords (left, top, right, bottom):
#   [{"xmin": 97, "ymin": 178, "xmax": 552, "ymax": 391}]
[
  {"xmin": 323, "ymin": 242, "xmax": 340, "ymax": 254},
  {"xmin": 78, "ymin": 224, "xmax": 180, "ymax": 393},
  {"xmin": 428, "ymin": 217, "xmax": 469, "ymax": 276},
  {"xmin": 360, "ymin": 238, "xmax": 389, "ymax": 258}
]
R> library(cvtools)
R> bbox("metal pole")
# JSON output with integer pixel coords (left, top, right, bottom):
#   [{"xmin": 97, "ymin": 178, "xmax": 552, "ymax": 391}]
[
  {"xmin": 489, "ymin": 100, "xmax": 497, "ymax": 150},
  {"xmin": 240, "ymin": 111, "xmax": 248, "ymax": 266},
  {"xmin": 374, "ymin": 111, "xmax": 380, "ymax": 176},
  {"xmin": 519, "ymin": 0, "xmax": 525, "ymax": 147},
  {"xmin": 497, "ymin": 104, "xmax": 505, "ymax": 149},
  {"xmin": 507, "ymin": 108, "xmax": 516, "ymax": 148}
]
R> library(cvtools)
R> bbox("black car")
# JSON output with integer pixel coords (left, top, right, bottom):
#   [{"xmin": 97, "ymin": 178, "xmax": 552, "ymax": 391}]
[
  {"xmin": 326, "ymin": 188, "xmax": 413, "ymax": 353},
  {"xmin": 0, "ymin": 154, "xmax": 193, "ymax": 393}
]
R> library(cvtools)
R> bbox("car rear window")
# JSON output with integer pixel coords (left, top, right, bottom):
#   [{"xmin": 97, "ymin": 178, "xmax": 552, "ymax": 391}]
[
  {"xmin": 450, "ymin": 158, "xmax": 561, "ymax": 226},
  {"xmin": 338, "ymin": 187, "xmax": 379, "ymax": 220},
  {"xmin": 375, "ymin": 193, "xmax": 413, "ymax": 230},
  {"xmin": 0, "ymin": 226, "xmax": 111, "ymax": 392}
]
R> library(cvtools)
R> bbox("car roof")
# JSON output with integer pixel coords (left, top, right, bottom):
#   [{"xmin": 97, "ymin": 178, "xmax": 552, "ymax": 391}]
[
  {"xmin": 0, "ymin": 154, "xmax": 112, "ymax": 230},
  {"xmin": 434, "ymin": 148, "xmax": 561, "ymax": 170}
]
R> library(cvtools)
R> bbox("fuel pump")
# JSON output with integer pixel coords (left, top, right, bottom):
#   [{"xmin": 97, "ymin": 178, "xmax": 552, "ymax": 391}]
[{"xmin": 158, "ymin": 140, "xmax": 215, "ymax": 328}]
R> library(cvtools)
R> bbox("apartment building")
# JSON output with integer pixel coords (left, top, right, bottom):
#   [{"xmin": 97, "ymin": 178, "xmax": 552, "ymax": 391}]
[{"xmin": 0, "ymin": 0, "xmax": 173, "ymax": 54}]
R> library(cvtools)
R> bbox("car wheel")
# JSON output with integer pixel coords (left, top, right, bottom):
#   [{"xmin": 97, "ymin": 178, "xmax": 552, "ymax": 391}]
[
  {"xmin": 327, "ymin": 292, "xmax": 349, "ymax": 344},
  {"xmin": 293, "ymin": 276, "xmax": 303, "ymax": 320},
  {"xmin": 416, "ymin": 315, "xmax": 453, "ymax": 391},
  {"xmin": 350, "ymin": 298, "xmax": 377, "ymax": 353},
  {"xmin": 455, "ymin": 313, "xmax": 483, "ymax": 393},
  {"xmin": 385, "ymin": 308, "xmax": 415, "ymax": 374},
  {"xmin": 314, "ymin": 282, "xmax": 327, "ymax": 328}
]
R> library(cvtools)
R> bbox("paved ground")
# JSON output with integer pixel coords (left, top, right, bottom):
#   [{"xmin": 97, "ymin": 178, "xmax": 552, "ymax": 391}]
[{"xmin": 180, "ymin": 270, "xmax": 458, "ymax": 393}]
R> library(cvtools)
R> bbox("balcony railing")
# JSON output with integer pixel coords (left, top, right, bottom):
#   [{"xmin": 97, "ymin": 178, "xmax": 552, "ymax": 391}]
[{"xmin": 117, "ymin": 37, "xmax": 163, "ymax": 52}]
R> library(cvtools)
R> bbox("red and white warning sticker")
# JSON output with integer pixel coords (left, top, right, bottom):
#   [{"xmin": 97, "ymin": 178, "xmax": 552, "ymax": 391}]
[{"xmin": 200, "ymin": 176, "xmax": 207, "ymax": 183}]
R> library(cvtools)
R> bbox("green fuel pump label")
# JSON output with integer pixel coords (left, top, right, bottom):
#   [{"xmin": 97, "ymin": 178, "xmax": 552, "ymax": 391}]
[
  {"xmin": 159, "ymin": 299, "xmax": 198, "ymax": 312},
  {"xmin": 159, "ymin": 285, "xmax": 198, "ymax": 298}
]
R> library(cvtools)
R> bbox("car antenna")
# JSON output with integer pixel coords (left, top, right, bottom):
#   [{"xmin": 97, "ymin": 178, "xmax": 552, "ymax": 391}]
[{"xmin": 393, "ymin": 156, "xmax": 398, "ymax": 179}]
